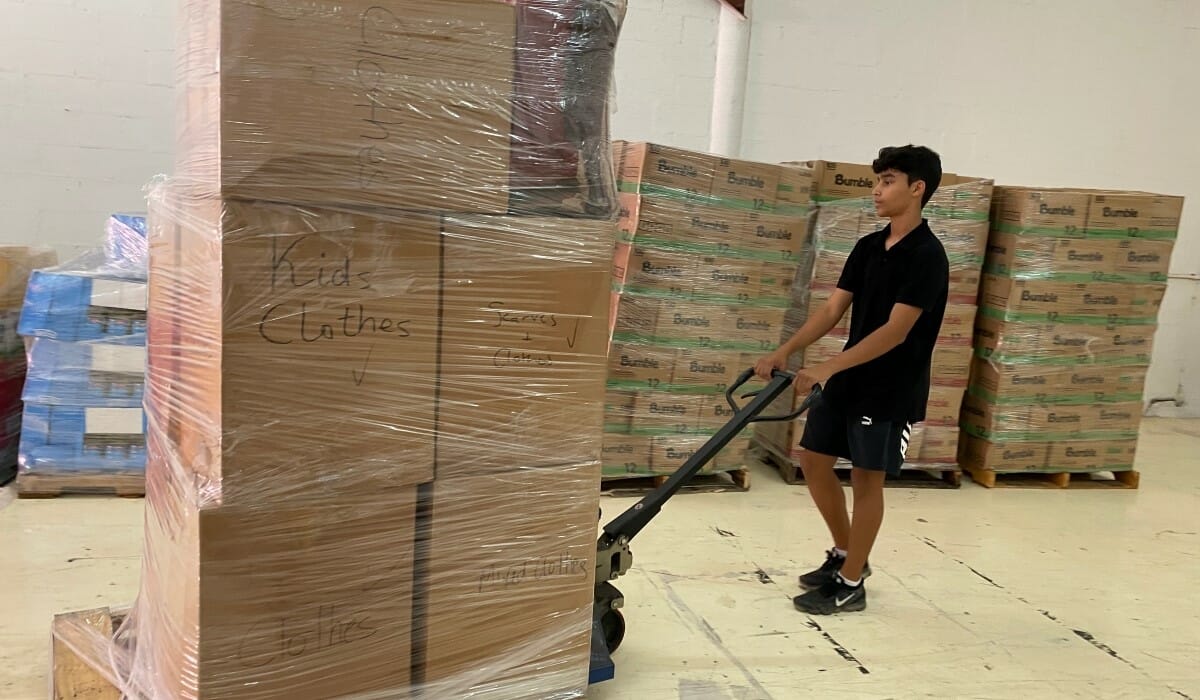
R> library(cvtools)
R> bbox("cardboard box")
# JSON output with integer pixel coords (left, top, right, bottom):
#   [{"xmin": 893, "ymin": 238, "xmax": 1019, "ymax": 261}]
[
  {"xmin": 925, "ymin": 385, "xmax": 965, "ymax": 425},
  {"xmin": 150, "ymin": 193, "xmax": 614, "ymax": 500},
  {"xmin": 626, "ymin": 246, "xmax": 696, "ymax": 293},
  {"xmin": 606, "ymin": 344, "xmax": 674, "ymax": 390},
  {"xmin": 1112, "ymin": 239, "xmax": 1174, "ymax": 279},
  {"xmin": 650, "ymin": 435, "xmax": 712, "ymax": 473},
  {"xmin": 620, "ymin": 143, "xmax": 717, "ymax": 195},
  {"xmin": 177, "ymin": 0, "xmax": 517, "ymax": 213},
  {"xmin": 758, "ymin": 261, "xmax": 798, "ymax": 299},
  {"xmin": 693, "ymin": 258, "xmax": 762, "ymax": 298},
  {"xmin": 974, "ymin": 315, "xmax": 1156, "ymax": 364},
  {"xmin": 632, "ymin": 392, "xmax": 703, "ymax": 433},
  {"xmin": 727, "ymin": 306, "xmax": 787, "ymax": 349},
  {"xmin": 802, "ymin": 335, "xmax": 845, "ymax": 367},
  {"xmin": 612, "ymin": 295, "xmax": 662, "ymax": 336},
  {"xmin": 1045, "ymin": 441, "xmax": 1114, "ymax": 471},
  {"xmin": 0, "ymin": 247, "xmax": 57, "ymax": 308},
  {"xmin": 741, "ymin": 213, "xmax": 811, "ymax": 261},
  {"xmin": 777, "ymin": 165, "xmax": 814, "ymax": 207},
  {"xmin": 615, "ymin": 192, "xmax": 641, "ymax": 237},
  {"xmin": 993, "ymin": 188, "xmax": 1089, "ymax": 237},
  {"xmin": 1086, "ymin": 193, "xmax": 1184, "ymax": 237},
  {"xmin": 672, "ymin": 350, "xmax": 741, "ymax": 391},
  {"xmin": 811, "ymin": 161, "xmax": 877, "ymax": 202},
  {"xmin": 932, "ymin": 220, "xmax": 990, "ymax": 260},
  {"xmin": 961, "ymin": 394, "xmax": 1141, "ymax": 439},
  {"xmin": 423, "ymin": 464, "xmax": 598, "ymax": 696},
  {"xmin": 931, "ymin": 345, "xmax": 975, "ymax": 385},
  {"xmin": 712, "ymin": 157, "xmax": 781, "ymax": 207},
  {"xmin": 603, "ymin": 390, "xmax": 636, "ymax": 430},
  {"xmin": 961, "ymin": 435, "xmax": 1049, "ymax": 472},
  {"xmin": 138, "ymin": 491, "xmax": 420, "ymax": 699},
  {"xmin": 653, "ymin": 302, "xmax": 726, "ymax": 342},
  {"xmin": 601, "ymin": 433, "xmax": 654, "ymax": 474},
  {"xmin": 986, "ymin": 233, "xmax": 1116, "ymax": 277},
  {"xmin": 939, "ymin": 304, "xmax": 978, "ymax": 343},
  {"xmin": 917, "ymin": 425, "xmax": 960, "ymax": 463},
  {"xmin": 981, "ymin": 275, "xmax": 1156, "ymax": 318},
  {"xmin": 969, "ymin": 359, "xmax": 1148, "ymax": 403},
  {"xmin": 811, "ymin": 249, "xmax": 850, "ymax": 286}
]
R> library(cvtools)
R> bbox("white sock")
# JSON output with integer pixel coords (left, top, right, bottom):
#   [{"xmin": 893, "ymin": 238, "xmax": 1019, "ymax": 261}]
[
  {"xmin": 833, "ymin": 547, "xmax": 848, "ymax": 558},
  {"xmin": 839, "ymin": 574, "xmax": 862, "ymax": 587}
]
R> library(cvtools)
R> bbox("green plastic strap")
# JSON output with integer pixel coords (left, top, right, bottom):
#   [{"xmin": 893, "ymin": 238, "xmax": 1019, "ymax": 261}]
[
  {"xmin": 976, "ymin": 306, "xmax": 1158, "ymax": 326},
  {"xmin": 611, "ymin": 331, "xmax": 776, "ymax": 352},
  {"xmin": 605, "ymin": 380, "xmax": 728, "ymax": 395},
  {"xmin": 982, "ymin": 262, "xmax": 1169, "ymax": 285},
  {"xmin": 967, "ymin": 384, "xmax": 1145, "ymax": 406},
  {"xmin": 624, "ymin": 234, "xmax": 806, "ymax": 265},
  {"xmin": 973, "ymin": 346, "xmax": 1154, "ymax": 366},
  {"xmin": 962, "ymin": 424, "xmax": 1139, "ymax": 442},
  {"xmin": 618, "ymin": 285, "xmax": 793, "ymax": 309},
  {"xmin": 620, "ymin": 182, "xmax": 812, "ymax": 215},
  {"xmin": 992, "ymin": 222, "xmax": 1178, "ymax": 241}
]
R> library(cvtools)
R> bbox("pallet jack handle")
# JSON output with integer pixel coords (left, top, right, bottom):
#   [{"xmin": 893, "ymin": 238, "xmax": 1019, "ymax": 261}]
[{"xmin": 598, "ymin": 369, "xmax": 821, "ymax": 554}]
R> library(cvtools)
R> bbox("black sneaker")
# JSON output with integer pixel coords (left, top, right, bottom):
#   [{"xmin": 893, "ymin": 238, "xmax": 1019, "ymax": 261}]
[
  {"xmin": 793, "ymin": 574, "xmax": 867, "ymax": 615},
  {"xmin": 797, "ymin": 549, "xmax": 871, "ymax": 590}
]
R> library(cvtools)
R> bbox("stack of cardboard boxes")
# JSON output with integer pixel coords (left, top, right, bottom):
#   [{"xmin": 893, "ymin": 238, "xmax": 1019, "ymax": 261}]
[
  {"xmin": 960, "ymin": 187, "xmax": 1181, "ymax": 481},
  {"xmin": 602, "ymin": 142, "xmax": 815, "ymax": 480},
  {"xmin": 55, "ymin": 2, "xmax": 626, "ymax": 698},
  {"xmin": 755, "ymin": 161, "xmax": 994, "ymax": 473}
]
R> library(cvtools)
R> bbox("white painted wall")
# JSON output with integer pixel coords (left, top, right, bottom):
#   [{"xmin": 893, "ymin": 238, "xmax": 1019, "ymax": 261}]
[
  {"xmin": 2, "ymin": 0, "xmax": 1197, "ymax": 411},
  {"xmin": 613, "ymin": 0, "xmax": 1200, "ymax": 415},
  {"xmin": 0, "ymin": 0, "xmax": 175, "ymax": 260}
]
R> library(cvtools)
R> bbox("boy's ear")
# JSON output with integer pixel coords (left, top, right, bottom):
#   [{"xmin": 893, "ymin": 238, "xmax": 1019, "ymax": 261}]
[{"xmin": 910, "ymin": 178, "xmax": 926, "ymax": 200}]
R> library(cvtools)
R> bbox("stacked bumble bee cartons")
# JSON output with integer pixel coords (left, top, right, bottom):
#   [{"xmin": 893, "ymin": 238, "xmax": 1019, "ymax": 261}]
[
  {"xmin": 960, "ymin": 187, "xmax": 1183, "ymax": 487},
  {"xmin": 754, "ymin": 161, "xmax": 993, "ymax": 485},
  {"xmin": 603, "ymin": 142, "xmax": 816, "ymax": 487},
  {"xmin": 48, "ymin": 2, "xmax": 630, "ymax": 698}
]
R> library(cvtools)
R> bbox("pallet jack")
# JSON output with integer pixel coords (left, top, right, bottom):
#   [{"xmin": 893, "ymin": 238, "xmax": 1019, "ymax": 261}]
[{"xmin": 587, "ymin": 369, "xmax": 821, "ymax": 684}]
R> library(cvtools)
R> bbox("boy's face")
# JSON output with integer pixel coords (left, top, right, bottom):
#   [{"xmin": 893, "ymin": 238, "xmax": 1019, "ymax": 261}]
[{"xmin": 873, "ymin": 168, "xmax": 923, "ymax": 217}]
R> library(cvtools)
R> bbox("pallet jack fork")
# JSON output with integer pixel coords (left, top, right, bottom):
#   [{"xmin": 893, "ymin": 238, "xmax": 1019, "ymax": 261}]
[{"xmin": 587, "ymin": 369, "xmax": 820, "ymax": 684}]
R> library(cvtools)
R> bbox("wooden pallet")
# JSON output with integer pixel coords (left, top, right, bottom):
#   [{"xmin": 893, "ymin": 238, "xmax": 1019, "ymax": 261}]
[
  {"xmin": 18, "ymin": 472, "xmax": 144, "ymax": 499},
  {"xmin": 52, "ymin": 607, "xmax": 125, "ymax": 699},
  {"xmin": 753, "ymin": 439, "xmax": 962, "ymax": 489},
  {"xmin": 601, "ymin": 467, "xmax": 751, "ymax": 496},
  {"xmin": 963, "ymin": 463, "xmax": 1140, "ymax": 489}
]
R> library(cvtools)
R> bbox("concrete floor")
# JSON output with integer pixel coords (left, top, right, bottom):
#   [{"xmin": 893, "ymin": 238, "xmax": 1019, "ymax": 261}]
[{"xmin": 3, "ymin": 418, "xmax": 1199, "ymax": 700}]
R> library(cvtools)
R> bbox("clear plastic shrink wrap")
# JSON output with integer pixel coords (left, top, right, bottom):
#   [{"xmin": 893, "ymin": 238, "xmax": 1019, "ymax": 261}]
[
  {"xmin": 754, "ymin": 165, "xmax": 994, "ymax": 471},
  {"xmin": 51, "ymin": 1, "xmax": 627, "ymax": 698},
  {"xmin": 961, "ymin": 187, "xmax": 1182, "ymax": 474},
  {"xmin": 0, "ymin": 247, "xmax": 57, "ymax": 478},
  {"xmin": 603, "ymin": 142, "xmax": 816, "ymax": 478},
  {"xmin": 16, "ymin": 246, "xmax": 147, "ymax": 491}
]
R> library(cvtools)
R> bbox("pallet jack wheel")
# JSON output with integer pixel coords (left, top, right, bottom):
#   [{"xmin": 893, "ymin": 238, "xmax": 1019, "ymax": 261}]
[{"xmin": 601, "ymin": 608, "xmax": 625, "ymax": 653}]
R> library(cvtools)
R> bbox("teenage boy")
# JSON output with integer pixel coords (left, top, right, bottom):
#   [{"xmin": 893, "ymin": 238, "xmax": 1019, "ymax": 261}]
[{"xmin": 755, "ymin": 145, "xmax": 949, "ymax": 615}]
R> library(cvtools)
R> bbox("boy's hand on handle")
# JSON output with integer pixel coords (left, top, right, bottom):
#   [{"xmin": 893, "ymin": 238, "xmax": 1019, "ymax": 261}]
[
  {"xmin": 794, "ymin": 364, "xmax": 834, "ymax": 396},
  {"xmin": 754, "ymin": 350, "xmax": 789, "ymax": 380}
]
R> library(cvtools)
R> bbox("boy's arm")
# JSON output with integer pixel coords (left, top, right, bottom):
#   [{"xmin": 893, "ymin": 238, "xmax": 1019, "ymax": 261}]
[
  {"xmin": 779, "ymin": 289, "xmax": 853, "ymax": 356},
  {"xmin": 806, "ymin": 303, "xmax": 922, "ymax": 381},
  {"xmin": 754, "ymin": 289, "xmax": 852, "ymax": 379}
]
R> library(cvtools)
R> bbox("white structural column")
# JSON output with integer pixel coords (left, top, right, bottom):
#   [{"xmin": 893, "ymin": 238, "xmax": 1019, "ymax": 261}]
[{"xmin": 709, "ymin": 1, "xmax": 751, "ymax": 157}]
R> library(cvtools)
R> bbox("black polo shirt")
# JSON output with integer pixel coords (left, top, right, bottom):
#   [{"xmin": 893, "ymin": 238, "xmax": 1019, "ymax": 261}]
[{"xmin": 821, "ymin": 220, "xmax": 949, "ymax": 423}]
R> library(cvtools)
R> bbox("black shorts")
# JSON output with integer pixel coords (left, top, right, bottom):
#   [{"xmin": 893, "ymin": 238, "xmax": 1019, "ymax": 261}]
[{"xmin": 798, "ymin": 395, "xmax": 913, "ymax": 476}]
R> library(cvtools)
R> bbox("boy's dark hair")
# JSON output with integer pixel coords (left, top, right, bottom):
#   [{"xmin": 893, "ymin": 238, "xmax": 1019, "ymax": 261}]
[{"xmin": 872, "ymin": 145, "xmax": 942, "ymax": 207}]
